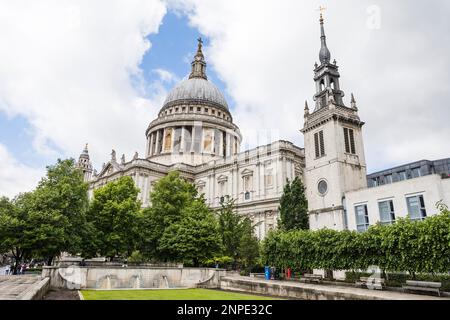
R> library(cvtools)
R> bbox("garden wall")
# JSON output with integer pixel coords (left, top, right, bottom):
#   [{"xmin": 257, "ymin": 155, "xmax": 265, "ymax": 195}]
[{"xmin": 42, "ymin": 266, "xmax": 225, "ymax": 290}]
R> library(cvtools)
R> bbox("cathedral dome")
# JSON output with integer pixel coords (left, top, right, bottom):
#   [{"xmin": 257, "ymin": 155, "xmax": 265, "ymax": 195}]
[
  {"xmin": 163, "ymin": 77, "xmax": 229, "ymax": 110},
  {"xmin": 145, "ymin": 38, "xmax": 241, "ymax": 167}
]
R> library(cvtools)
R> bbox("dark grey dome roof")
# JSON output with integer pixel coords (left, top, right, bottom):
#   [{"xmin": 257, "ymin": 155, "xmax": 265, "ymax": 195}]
[{"xmin": 163, "ymin": 78, "xmax": 228, "ymax": 110}]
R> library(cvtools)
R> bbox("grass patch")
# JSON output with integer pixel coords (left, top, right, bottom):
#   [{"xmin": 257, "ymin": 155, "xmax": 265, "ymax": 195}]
[{"xmin": 81, "ymin": 288, "xmax": 280, "ymax": 300}]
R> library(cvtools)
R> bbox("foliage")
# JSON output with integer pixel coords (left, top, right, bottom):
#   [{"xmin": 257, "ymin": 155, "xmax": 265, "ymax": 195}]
[
  {"xmin": 88, "ymin": 176, "xmax": 142, "ymax": 259},
  {"xmin": 238, "ymin": 217, "xmax": 260, "ymax": 271},
  {"xmin": 127, "ymin": 250, "xmax": 146, "ymax": 264},
  {"xmin": 262, "ymin": 209, "xmax": 450, "ymax": 275},
  {"xmin": 140, "ymin": 171, "xmax": 221, "ymax": 266},
  {"xmin": 32, "ymin": 159, "xmax": 90, "ymax": 258},
  {"xmin": 203, "ymin": 256, "xmax": 233, "ymax": 268},
  {"xmin": 0, "ymin": 159, "xmax": 89, "ymax": 271},
  {"xmin": 216, "ymin": 198, "xmax": 260, "ymax": 270},
  {"xmin": 158, "ymin": 197, "xmax": 222, "ymax": 266},
  {"xmin": 278, "ymin": 177, "xmax": 309, "ymax": 231},
  {"xmin": 139, "ymin": 171, "xmax": 200, "ymax": 260}
]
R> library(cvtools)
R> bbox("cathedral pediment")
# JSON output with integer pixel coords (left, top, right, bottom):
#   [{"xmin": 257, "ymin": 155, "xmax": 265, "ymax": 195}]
[
  {"xmin": 217, "ymin": 175, "xmax": 228, "ymax": 182},
  {"xmin": 241, "ymin": 169, "xmax": 253, "ymax": 177},
  {"xmin": 97, "ymin": 162, "xmax": 123, "ymax": 178}
]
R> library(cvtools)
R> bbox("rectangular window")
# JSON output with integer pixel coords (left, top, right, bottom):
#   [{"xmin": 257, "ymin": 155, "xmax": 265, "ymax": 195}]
[
  {"xmin": 398, "ymin": 171, "xmax": 407, "ymax": 181},
  {"xmin": 385, "ymin": 174, "xmax": 393, "ymax": 184},
  {"xmin": 355, "ymin": 204, "xmax": 369, "ymax": 232},
  {"xmin": 343, "ymin": 127, "xmax": 356, "ymax": 154},
  {"xmin": 378, "ymin": 200, "xmax": 395, "ymax": 225},
  {"xmin": 349, "ymin": 129, "xmax": 355, "ymax": 154},
  {"xmin": 344, "ymin": 128, "xmax": 350, "ymax": 153},
  {"xmin": 319, "ymin": 131, "xmax": 325, "ymax": 156},
  {"xmin": 411, "ymin": 168, "xmax": 421, "ymax": 179},
  {"xmin": 314, "ymin": 131, "xmax": 325, "ymax": 158},
  {"xmin": 371, "ymin": 178, "xmax": 378, "ymax": 187},
  {"xmin": 407, "ymin": 195, "xmax": 427, "ymax": 221}
]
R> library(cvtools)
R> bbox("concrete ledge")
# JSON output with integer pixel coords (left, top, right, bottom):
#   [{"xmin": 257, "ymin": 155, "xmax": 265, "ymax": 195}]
[
  {"xmin": 220, "ymin": 276, "xmax": 449, "ymax": 300},
  {"xmin": 19, "ymin": 277, "xmax": 50, "ymax": 300}
]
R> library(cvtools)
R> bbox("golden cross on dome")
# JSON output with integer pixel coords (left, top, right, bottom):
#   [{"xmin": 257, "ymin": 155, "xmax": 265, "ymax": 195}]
[{"xmin": 317, "ymin": 5, "xmax": 327, "ymax": 20}]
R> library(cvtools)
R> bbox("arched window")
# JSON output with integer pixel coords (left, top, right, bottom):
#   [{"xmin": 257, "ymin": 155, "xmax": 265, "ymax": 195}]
[
  {"xmin": 320, "ymin": 80, "xmax": 325, "ymax": 92},
  {"xmin": 330, "ymin": 79, "xmax": 336, "ymax": 90}
]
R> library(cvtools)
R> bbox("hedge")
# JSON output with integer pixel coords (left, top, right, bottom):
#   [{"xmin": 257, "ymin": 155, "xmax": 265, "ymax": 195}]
[{"xmin": 261, "ymin": 210, "xmax": 450, "ymax": 274}]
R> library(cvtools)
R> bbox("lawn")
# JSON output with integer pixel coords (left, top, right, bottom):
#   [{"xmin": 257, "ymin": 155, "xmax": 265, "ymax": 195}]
[{"xmin": 80, "ymin": 288, "xmax": 279, "ymax": 300}]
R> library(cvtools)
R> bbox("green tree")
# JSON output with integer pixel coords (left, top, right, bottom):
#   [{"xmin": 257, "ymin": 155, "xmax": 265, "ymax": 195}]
[
  {"xmin": 32, "ymin": 159, "xmax": 90, "ymax": 264},
  {"xmin": 0, "ymin": 193, "xmax": 67, "ymax": 273},
  {"xmin": 88, "ymin": 176, "xmax": 142, "ymax": 260},
  {"xmin": 140, "ymin": 171, "xmax": 199, "ymax": 260},
  {"xmin": 158, "ymin": 198, "xmax": 222, "ymax": 266},
  {"xmin": 0, "ymin": 159, "xmax": 90, "ymax": 269},
  {"xmin": 0, "ymin": 196, "xmax": 31, "ymax": 274},
  {"xmin": 217, "ymin": 198, "xmax": 260, "ymax": 270},
  {"xmin": 278, "ymin": 177, "xmax": 309, "ymax": 231},
  {"xmin": 238, "ymin": 217, "xmax": 260, "ymax": 272},
  {"xmin": 217, "ymin": 199, "xmax": 242, "ymax": 262}
]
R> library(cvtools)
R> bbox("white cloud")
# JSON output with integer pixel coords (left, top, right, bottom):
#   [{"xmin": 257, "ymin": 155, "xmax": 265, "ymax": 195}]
[
  {"xmin": 0, "ymin": 144, "xmax": 44, "ymax": 198},
  {"xmin": 153, "ymin": 68, "xmax": 179, "ymax": 84},
  {"xmin": 171, "ymin": 0, "xmax": 450, "ymax": 172},
  {"xmin": 0, "ymin": 0, "xmax": 167, "ymax": 167}
]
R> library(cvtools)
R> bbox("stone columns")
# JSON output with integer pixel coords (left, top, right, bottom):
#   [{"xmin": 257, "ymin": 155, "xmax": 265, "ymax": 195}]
[
  {"xmin": 148, "ymin": 133, "xmax": 154, "ymax": 157},
  {"xmin": 180, "ymin": 126, "xmax": 186, "ymax": 153}
]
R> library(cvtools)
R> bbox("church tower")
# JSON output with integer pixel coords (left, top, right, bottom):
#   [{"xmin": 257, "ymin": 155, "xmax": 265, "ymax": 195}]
[
  {"xmin": 77, "ymin": 144, "xmax": 93, "ymax": 182},
  {"xmin": 301, "ymin": 14, "xmax": 367, "ymax": 231}
]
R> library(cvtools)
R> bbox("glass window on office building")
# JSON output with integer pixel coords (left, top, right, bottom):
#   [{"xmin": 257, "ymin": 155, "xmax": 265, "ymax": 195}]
[
  {"xmin": 385, "ymin": 174, "xmax": 393, "ymax": 184},
  {"xmin": 378, "ymin": 200, "xmax": 395, "ymax": 225},
  {"xmin": 411, "ymin": 167, "xmax": 421, "ymax": 179},
  {"xmin": 398, "ymin": 171, "xmax": 407, "ymax": 181},
  {"xmin": 355, "ymin": 204, "xmax": 370, "ymax": 232},
  {"xmin": 406, "ymin": 195, "xmax": 427, "ymax": 221}
]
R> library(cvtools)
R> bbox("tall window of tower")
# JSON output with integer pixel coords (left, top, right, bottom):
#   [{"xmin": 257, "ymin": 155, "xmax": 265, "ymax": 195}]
[
  {"xmin": 343, "ymin": 128, "xmax": 356, "ymax": 154},
  {"xmin": 314, "ymin": 131, "xmax": 325, "ymax": 158},
  {"xmin": 320, "ymin": 80, "xmax": 325, "ymax": 92}
]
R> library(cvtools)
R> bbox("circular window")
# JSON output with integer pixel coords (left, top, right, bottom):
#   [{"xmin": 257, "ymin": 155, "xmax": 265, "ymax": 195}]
[{"xmin": 318, "ymin": 180, "xmax": 328, "ymax": 196}]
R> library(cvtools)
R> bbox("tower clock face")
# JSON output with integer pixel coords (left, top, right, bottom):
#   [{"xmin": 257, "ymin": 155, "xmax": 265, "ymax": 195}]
[{"xmin": 318, "ymin": 180, "xmax": 328, "ymax": 195}]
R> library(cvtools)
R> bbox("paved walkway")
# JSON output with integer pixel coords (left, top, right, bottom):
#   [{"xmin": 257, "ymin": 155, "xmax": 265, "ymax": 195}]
[
  {"xmin": 224, "ymin": 276, "xmax": 449, "ymax": 300},
  {"xmin": 0, "ymin": 275, "xmax": 43, "ymax": 300}
]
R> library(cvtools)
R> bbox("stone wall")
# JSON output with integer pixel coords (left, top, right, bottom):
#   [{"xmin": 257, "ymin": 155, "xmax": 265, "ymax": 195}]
[
  {"xmin": 42, "ymin": 266, "xmax": 225, "ymax": 290},
  {"xmin": 19, "ymin": 277, "xmax": 50, "ymax": 300}
]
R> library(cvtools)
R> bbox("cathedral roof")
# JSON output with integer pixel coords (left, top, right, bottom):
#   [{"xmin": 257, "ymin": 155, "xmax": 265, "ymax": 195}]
[
  {"xmin": 163, "ymin": 77, "xmax": 229, "ymax": 110},
  {"xmin": 162, "ymin": 38, "xmax": 229, "ymax": 111}
]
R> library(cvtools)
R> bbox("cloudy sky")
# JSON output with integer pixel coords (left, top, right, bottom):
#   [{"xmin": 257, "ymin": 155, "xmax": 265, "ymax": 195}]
[{"xmin": 0, "ymin": 0, "xmax": 449, "ymax": 197}]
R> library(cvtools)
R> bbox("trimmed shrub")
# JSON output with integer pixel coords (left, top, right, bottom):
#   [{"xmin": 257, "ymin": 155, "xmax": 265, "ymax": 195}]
[{"xmin": 261, "ymin": 210, "xmax": 450, "ymax": 276}]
